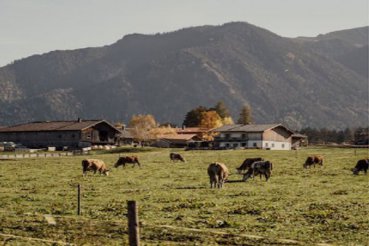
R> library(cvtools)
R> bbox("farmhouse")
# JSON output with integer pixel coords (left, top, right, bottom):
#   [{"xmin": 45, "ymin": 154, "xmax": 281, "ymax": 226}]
[
  {"xmin": 0, "ymin": 119, "xmax": 121, "ymax": 149},
  {"xmin": 213, "ymin": 124, "xmax": 294, "ymax": 150}
]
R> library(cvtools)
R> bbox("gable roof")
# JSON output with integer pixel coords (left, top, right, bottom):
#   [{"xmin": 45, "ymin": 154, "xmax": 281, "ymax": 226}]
[
  {"xmin": 214, "ymin": 124, "xmax": 294, "ymax": 134},
  {"xmin": 0, "ymin": 120, "xmax": 121, "ymax": 133}
]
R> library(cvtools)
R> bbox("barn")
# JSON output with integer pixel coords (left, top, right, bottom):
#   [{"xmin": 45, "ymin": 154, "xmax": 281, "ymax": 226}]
[
  {"xmin": 213, "ymin": 124, "xmax": 294, "ymax": 150},
  {"xmin": 0, "ymin": 119, "xmax": 121, "ymax": 149}
]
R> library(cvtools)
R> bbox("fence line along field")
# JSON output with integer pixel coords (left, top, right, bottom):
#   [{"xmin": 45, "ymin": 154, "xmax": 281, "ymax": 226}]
[{"xmin": 0, "ymin": 147, "xmax": 368, "ymax": 245}]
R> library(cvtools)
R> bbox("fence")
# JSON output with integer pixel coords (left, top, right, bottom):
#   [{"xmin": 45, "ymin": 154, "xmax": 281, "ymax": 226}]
[{"xmin": 0, "ymin": 150, "xmax": 89, "ymax": 160}]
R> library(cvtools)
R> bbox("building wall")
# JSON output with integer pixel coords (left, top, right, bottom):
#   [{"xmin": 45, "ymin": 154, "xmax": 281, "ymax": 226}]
[
  {"xmin": 217, "ymin": 128, "xmax": 291, "ymax": 150},
  {"xmin": 0, "ymin": 131, "xmax": 81, "ymax": 148},
  {"xmin": 81, "ymin": 123, "xmax": 118, "ymax": 144},
  {"xmin": 263, "ymin": 128, "xmax": 291, "ymax": 142},
  {"xmin": 262, "ymin": 141, "xmax": 291, "ymax": 150}
]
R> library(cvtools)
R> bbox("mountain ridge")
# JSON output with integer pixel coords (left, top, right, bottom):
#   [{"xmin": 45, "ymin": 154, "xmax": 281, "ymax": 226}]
[{"xmin": 0, "ymin": 22, "xmax": 367, "ymax": 129}]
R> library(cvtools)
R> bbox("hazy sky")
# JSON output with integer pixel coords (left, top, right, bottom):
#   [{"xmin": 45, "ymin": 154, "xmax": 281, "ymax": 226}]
[{"xmin": 0, "ymin": 0, "xmax": 368, "ymax": 66}]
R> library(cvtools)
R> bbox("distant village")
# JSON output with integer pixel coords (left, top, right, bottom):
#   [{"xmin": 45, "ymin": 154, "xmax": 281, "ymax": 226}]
[
  {"xmin": 0, "ymin": 118, "xmax": 308, "ymax": 151},
  {"xmin": 0, "ymin": 101, "xmax": 367, "ymax": 152}
]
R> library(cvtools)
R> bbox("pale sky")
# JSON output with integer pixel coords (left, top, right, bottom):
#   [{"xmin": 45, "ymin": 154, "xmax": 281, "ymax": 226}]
[{"xmin": 0, "ymin": 0, "xmax": 368, "ymax": 67}]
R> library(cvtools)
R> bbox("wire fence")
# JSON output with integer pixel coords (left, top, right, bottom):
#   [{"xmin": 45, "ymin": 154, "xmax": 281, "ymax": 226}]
[
  {"xmin": 0, "ymin": 151, "xmax": 89, "ymax": 160},
  {"xmin": 0, "ymin": 210, "xmax": 337, "ymax": 246}
]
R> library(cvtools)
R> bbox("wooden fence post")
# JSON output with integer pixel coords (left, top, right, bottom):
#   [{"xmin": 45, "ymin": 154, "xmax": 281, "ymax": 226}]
[
  {"xmin": 127, "ymin": 200, "xmax": 140, "ymax": 246},
  {"xmin": 77, "ymin": 184, "xmax": 81, "ymax": 215}
]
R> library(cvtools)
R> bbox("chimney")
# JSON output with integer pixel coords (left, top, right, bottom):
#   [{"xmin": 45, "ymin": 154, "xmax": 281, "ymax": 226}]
[
  {"xmin": 182, "ymin": 124, "xmax": 186, "ymax": 130},
  {"xmin": 77, "ymin": 118, "xmax": 82, "ymax": 122}
]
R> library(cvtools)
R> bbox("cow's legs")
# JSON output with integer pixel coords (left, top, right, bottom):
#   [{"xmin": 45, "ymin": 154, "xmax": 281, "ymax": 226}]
[{"xmin": 265, "ymin": 171, "xmax": 270, "ymax": 181}]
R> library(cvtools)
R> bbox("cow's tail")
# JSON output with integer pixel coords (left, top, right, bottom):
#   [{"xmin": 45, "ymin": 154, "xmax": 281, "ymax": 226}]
[{"xmin": 270, "ymin": 162, "xmax": 273, "ymax": 170}]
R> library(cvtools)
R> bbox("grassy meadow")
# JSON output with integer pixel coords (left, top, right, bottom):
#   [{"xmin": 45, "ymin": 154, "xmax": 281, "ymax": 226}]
[{"xmin": 0, "ymin": 147, "xmax": 368, "ymax": 245}]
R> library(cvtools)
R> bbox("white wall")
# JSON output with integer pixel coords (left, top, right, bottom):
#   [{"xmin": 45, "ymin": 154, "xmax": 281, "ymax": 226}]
[
  {"xmin": 263, "ymin": 141, "xmax": 291, "ymax": 150},
  {"xmin": 219, "ymin": 140, "xmax": 290, "ymax": 150}
]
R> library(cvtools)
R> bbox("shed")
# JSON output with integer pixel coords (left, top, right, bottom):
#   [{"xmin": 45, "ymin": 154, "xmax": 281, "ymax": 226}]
[{"xmin": 0, "ymin": 119, "xmax": 121, "ymax": 149}]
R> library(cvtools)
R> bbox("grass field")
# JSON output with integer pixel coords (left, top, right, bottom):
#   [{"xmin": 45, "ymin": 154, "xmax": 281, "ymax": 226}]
[{"xmin": 0, "ymin": 147, "xmax": 368, "ymax": 245}]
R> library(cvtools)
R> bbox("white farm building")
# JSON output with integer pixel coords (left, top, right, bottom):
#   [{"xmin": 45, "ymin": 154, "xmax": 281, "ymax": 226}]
[{"xmin": 213, "ymin": 124, "xmax": 294, "ymax": 150}]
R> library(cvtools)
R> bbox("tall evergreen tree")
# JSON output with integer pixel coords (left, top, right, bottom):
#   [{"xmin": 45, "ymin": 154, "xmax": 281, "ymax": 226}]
[
  {"xmin": 212, "ymin": 101, "xmax": 230, "ymax": 119},
  {"xmin": 237, "ymin": 104, "xmax": 253, "ymax": 125}
]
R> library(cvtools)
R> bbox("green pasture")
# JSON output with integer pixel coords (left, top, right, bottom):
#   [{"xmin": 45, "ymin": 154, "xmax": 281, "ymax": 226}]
[{"xmin": 0, "ymin": 147, "xmax": 368, "ymax": 245}]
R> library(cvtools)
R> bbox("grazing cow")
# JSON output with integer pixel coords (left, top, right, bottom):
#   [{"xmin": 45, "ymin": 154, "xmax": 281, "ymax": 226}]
[
  {"xmin": 169, "ymin": 153, "xmax": 186, "ymax": 162},
  {"xmin": 352, "ymin": 159, "xmax": 369, "ymax": 175},
  {"xmin": 207, "ymin": 162, "xmax": 229, "ymax": 188},
  {"xmin": 82, "ymin": 159, "xmax": 109, "ymax": 176},
  {"xmin": 303, "ymin": 155, "xmax": 324, "ymax": 168},
  {"xmin": 114, "ymin": 156, "xmax": 141, "ymax": 168},
  {"xmin": 243, "ymin": 161, "xmax": 273, "ymax": 182},
  {"xmin": 236, "ymin": 157, "xmax": 264, "ymax": 174}
]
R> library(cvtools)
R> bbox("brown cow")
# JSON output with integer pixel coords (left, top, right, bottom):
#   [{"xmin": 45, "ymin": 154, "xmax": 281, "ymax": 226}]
[
  {"xmin": 236, "ymin": 157, "xmax": 264, "ymax": 174},
  {"xmin": 207, "ymin": 162, "xmax": 229, "ymax": 188},
  {"xmin": 114, "ymin": 156, "xmax": 141, "ymax": 168},
  {"xmin": 303, "ymin": 155, "xmax": 324, "ymax": 168},
  {"xmin": 82, "ymin": 159, "xmax": 109, "ymax": 176},
  {"xmin": 243, "ymin": 161, "xmax": 273, "ymax": 182},
  {"xmin": 169, "ymin": 153, "xmax": 186, "ymax": 162}
]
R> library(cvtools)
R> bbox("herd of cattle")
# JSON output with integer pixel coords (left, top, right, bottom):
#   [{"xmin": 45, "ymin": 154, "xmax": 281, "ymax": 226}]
[{"xmin": 81, "ymin": 153, "xmax": 369, "ymax": 189}]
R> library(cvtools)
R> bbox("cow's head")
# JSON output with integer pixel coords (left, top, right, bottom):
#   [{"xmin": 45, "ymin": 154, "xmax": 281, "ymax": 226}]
[
  {"xmin": 103, "ymin": 169, "xmax": 110, "ymax": 176},
  {"xmin": 242, "ymin": 170, "xmax": 253, "ymax": 182},
  {"xmin": 352, "ymin": 168, "xmax": 359, "ymax": 175},
  {"xmin": 114, "ymin": 158, "xmax": 122, "ymax": 168}
]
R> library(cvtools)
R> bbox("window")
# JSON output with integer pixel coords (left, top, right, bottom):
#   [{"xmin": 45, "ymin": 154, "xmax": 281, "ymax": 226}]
[
  {"xmin": 253, "ymin": 143, "xmax": 257, "ymax": 147},
  {"xmin": 241, "ymin": 134, "xmax": 246, "ymax": 139},
  {"xmin": 272, "ymin": 143, "xmax": 275, "ymax": 147},
  {"xmin": 282, "ymin": 144, "xmax": 285, "ymax": 148},
  {"xmin": 265, "ymin": 143, "xmax": 268, "ymax": 147},
  {"xmin": 225, "ymin": 134, "xmax": 230, "ymax": 139},
  {"xmin": 241, "ymin": 143, "xmax": 246, "ymax": 147}
]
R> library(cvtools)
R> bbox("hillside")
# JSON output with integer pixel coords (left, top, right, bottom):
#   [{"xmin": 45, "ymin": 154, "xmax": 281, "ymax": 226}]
[{"xmin": 0, "ymin": 22, "xmax": 367, "ymax": 129}]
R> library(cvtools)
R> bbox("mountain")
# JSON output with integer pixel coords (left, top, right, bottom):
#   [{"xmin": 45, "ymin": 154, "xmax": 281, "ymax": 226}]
[{"xmin": 0, "ymin": 22, "xmax": 367, "ymax": 129}]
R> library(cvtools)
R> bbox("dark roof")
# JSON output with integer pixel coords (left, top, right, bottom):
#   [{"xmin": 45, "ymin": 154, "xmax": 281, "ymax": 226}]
[
  {"xmin": 0, "ymin": 120, "xmax": 120, "ymax": 133},
  {"xmin": 214, "ymin": 124, "xmax": 288, "ymax": 133}
]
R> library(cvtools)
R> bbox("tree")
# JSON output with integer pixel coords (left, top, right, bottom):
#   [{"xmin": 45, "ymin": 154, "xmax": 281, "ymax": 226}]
[
  {"xmin": 128, "ymin": 114, "xmax": 157, "ymax": 142},
  {"xmin": 199, "ymin": 111, "xmax": 223, "ymax": 129},
  {"xmin": 237, "ymin": 104, "xmax": 253, "ymax": 124},
  {"xmin": 182, "ymin": 106, "xmax": 208, "ymax": 127},
  {"xmin": 149, "ymin": 126, "xmax": 177, "ymax": 139},
  {"xmin": 212, "ymin": 101, "xmax": 231, "ymax": 119},
  {"xmin": 222, "ymin": 116, "xmax": 234, "ymax": 125}
]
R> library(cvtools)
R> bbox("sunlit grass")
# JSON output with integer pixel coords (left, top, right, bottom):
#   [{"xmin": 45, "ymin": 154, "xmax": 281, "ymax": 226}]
[{"xmin": 0, "ymin": 147, "xmax": 368, "ymax": 245}]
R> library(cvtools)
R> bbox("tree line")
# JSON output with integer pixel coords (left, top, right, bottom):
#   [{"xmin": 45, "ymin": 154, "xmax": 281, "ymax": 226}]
[
  {"xmin": 119, "ymin": 101, "xmax": 253, "ymax": 142},
  {"xmin": 118, "ymin": 102, "xmax": 368, "ymax": 145},
  {"xmin": 182, "ymin": 101, "xmax": 253, "ymax": 128},
  {"xmin": 300, "ymin": 127, "xmax": 369, "ymax": 145}
]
